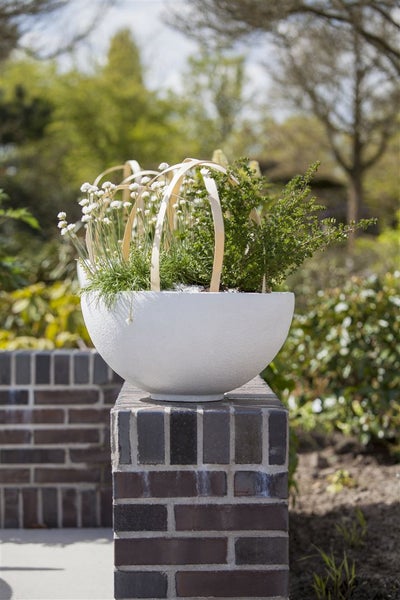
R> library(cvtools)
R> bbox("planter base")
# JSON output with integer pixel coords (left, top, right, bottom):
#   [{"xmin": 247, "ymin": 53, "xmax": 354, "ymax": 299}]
[{"xmin": 150, "ymin": 392, "xmax": 223, "ymax": 402}]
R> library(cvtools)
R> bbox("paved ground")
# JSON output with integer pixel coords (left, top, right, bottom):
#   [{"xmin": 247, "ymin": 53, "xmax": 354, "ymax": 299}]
[{"xmin": 0, "ymin": 529, "xmax": 113, "ymax": 600}]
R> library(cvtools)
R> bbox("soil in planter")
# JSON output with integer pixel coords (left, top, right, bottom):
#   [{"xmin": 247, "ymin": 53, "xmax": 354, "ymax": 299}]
[{"xmin": 289, "ymin": 433, "xmax": 400, "ymax": 599}]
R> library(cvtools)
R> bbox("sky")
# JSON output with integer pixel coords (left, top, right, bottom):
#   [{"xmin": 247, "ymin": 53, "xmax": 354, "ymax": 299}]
[{"xmin": 20, "ymin": 0, "xmax": 271, "ymax": 98}]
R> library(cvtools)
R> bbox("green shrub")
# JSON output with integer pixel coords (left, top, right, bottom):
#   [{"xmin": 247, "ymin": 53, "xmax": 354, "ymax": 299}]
[{"xmin": 264, "ymin": 271, "xmax": 400, "ymax": 452}]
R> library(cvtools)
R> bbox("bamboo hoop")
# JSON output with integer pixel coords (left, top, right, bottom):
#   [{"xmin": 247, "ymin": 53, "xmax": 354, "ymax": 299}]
[{"xmin": 120, "ymin": 158, "xmax": 231, "ymax": 292}]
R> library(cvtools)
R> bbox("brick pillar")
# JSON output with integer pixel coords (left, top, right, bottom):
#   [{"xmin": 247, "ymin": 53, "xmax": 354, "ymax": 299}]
[{"xmin": 111, "ymin": 378, "xmax": 289, "ymax": 600}]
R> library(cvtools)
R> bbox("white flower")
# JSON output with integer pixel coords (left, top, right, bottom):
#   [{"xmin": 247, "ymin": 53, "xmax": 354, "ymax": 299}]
[
  {"xmin": 102, "ymin": 181, "xmax": 114, "ymax": 190},
  {"xmin": 57, "ymin": 212, "xmax": 66, "ymax": 220},
  {"xmin": 81, "ymin": 214, "xmax": 92, "ymax": 222},
  {"xmin": 57, "ymin": 221, "xmax": 67, "ymax": 229},
  {"xmin": 129, "ymin": 182, "xmax": 140, "ymax": 191},
  {"xmin": 80, "ymin": 182, "xmax": 91, "ymax": 192},
  {"xmin": 110, "ymin": 200, "xmax": 122, "ymax": 209},
  {"xmin": 123, "ymin": 201, "xmax": 132, "ymax": 208},
  {"xmin": 79, "ymin": 198, "xmax": 89, "ymax": 206},
  {"xmin": 158, "ymin": 162, "xmax": 169, "ymax": 170},
  {"xmin": 82, "ymin": 202, "xmax": 98, "ymax": 214},
  {"xmin": 141, "ymin": 191, "xmax": 150, "ymax": 199},
  {"xmin": 102, "ymin": 217, "xmax": 112, "ymax": 224},
  {"xmin": 141, "ymin": 176, "xmax": 151, "ymax": 184},
  {"xmin": 95, "ymin": 190, "xmax": 105, "ymax": 197}
]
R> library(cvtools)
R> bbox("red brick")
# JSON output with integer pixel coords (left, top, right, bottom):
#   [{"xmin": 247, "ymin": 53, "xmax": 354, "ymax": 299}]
[
  {"xmin": 175, "ymin": 569, "xmax": 288, "ymax": 597},
  {"xmin": 1, "ymin": 449, "xmax": 65, "ymax": 464},
  {"xmin": 115, "ymin": 537, "xmax": 227, "ymax": 565},
  {"xmin": 34, "ymin": 389, "xmax": 99, "ymax": 405},
  {"xmin": 23, "ymin": 488, "xmax": 39, "ymax": 528},
  {"xmin": 62, "ymin": 488, "xmax": 77, "ymax": 527},
  {"xmin": 35, "ymin": 468, "xmax": 101, "ymax": 483},
  {"xmin": 175, "ymin": 503, "xmax": 288, "ymax": 531},
  {"xmin": 4, "ymin": 488, "xmax": 20, "ymax": 527},
  {"xmin": 0, "ymin": 409, "xmax": 65, "ymax": 424},
  {"xmin": 70, "ymin": 447, "xmax": 110, "ymax": 464},
  {"xmin": 0, "ymin": 468, "xmax": 30, "ymax": 483},
  {"xmin": 34, "ymin": 428, "xmax": 99, "ymax": 444},
  {"xmin": 0, "ymin": 430, "xmax": 31, "ymax": 444},
  {"xmin": 68, "ymin": 408, "xmax": 110, "ymax": 424}
]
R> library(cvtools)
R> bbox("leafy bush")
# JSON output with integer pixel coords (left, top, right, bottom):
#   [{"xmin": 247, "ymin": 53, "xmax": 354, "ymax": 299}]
[
  {"xmin": 264, "ymin": 271, "xmax": 400, "ymax": 452},
  {"xmin": 0, "ymin": 280, "xmax": 91, "ymax": 349}
]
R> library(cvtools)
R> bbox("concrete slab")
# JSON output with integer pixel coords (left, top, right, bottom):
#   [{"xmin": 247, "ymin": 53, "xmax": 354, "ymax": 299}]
[{"xmin": 0, "ymin": 529, "xmax": 113, "ymax": 600}]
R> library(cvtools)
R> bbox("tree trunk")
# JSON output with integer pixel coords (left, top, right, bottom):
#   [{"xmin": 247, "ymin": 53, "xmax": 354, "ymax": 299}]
[{"xmin": 347, "ymin": 168, "xmax": 363, "ymax": 251}]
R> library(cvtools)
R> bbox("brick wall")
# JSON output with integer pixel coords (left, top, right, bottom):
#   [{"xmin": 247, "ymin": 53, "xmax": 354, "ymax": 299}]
[
  {"xmin": 0, "ymin": 350, "xmax": 122, "ymax": 528},
  {"xmin": 112, "ymin": 379, "xmax": 289, "ymax": 599}
]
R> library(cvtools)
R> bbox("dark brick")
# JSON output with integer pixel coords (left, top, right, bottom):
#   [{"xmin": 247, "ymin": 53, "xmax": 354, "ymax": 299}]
[
  {"xmin": 170, "ymin": 409, "xmax": 197, "ymax": 465},
  {"xmin": 114, "ymin": 571, "xmax": 167, "ymax": 599},
  {"xmin": 235, "ymin": 408, "xmax": 262, "ymax": 464},
  {"xmin": 115, "ymin": 537, "xmax": 227, "ymax": 566},
  {"xmin": 73, "ymin": 352, "xmax": 90, "ymax": 384},
  {"xmin": 0, "ymin": 468, "xmax": 30, "ymax": 483},
  {"xmin": 234, "ymin": 471, "xmax": 288, "ymax": 499},
  {"xmin": 23, "ymin": 488, "xmax": 39, "ymax": 528},
  {"xmin": 118, "ymin": 410, "xmax": 131, "ymax": 464},
  {"xmin": 34, "ymin": 428, "xmax": 99, "ymax": 444},
  {"xmin": 103, "ymin": 386, "xmax": 122, "ymax": 406},
  {"xmin": 34, "ymin": 389, "xmax": 99, "ymax": 405},
  {"xmin": 0, "ymin": 390, "xmax": 29, "ymax": 405},
  {"xmin": 81, "ymin": 490, "xmax": 98, "ymax": 527},
  {"xmin": 113, "ymin": 471, "xmax": 226, "ymax": 499},
  {"xmin": 137, "ymin": 410, "xmax": 165, "ymax": 464},
  {"xmin": 4, "ymin": 488, "xmax": 20, "ymax": 527},
  {"xmin": 54, "ymin": 353, "xmax": 70, "ymax": 384},
  {"xmin": 35, "ymin": 352, "xmax": 51, "ymax": 384},
  {"xmin": 42, "ymin": 488, "xmax": 58, "ymax": 527},
  {"xmin": 235, "ymin": 537, "xmax": 289, "ymax": 565},
  {"xmin": 35, "ymin": 468, "xmax": 101, "ymax": 484},
  {"xmin": 0, "ymin": 353, "xmax": 11, "ymax": 384},
  {"xmin": 203, "ymin": 408, "xmax": 230, "ymax": 464},
  {"xmin": 100, "ymin": 487, "xmax": 112, "ymax": 527},
  {"xmin": 1, "ymin": 448, "xmax": 65, "ymax": 464},
  {"xmin": 15, "ymin": 352, "xmax": 31, "ymax": 384},
  {"xmin": 175, "ymin": 569, "xmax": 288, "ymax": 597},
  {"xmin": 93, "ymin": 354, "xmax": 109, "ymax": 384},
  {"xmin": 114, "ymin": 504, "xmax": 167, "ymax": 531},
  {"xmin": 62, "ymin": 488, "xmax": 77, "ymax": 527},
  {"xmin": 175, "ymin": 504, "xmax": 288, "ymax": 532},
  {"xmin": 269, "ymin": 410, "xmax": 287, "ymax": 465},
  {"xmin": 0, "ymin": 430, "xmax": 31, "ymax": 444},
  {"xmin": 68, "ymin": 408, "xmax": 110, "ymax": 424}
]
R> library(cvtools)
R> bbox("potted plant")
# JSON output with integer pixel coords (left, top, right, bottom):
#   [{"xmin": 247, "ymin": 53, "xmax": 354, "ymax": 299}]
[{"xmin": 58, "ymin": 154, "xmax": 371, "ymax": 401}]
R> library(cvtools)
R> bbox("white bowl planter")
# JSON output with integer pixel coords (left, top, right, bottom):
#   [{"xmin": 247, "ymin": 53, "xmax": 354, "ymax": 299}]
[{"xmin": 81, "ymin": 290, "xmax": 294, "ymax": 401}]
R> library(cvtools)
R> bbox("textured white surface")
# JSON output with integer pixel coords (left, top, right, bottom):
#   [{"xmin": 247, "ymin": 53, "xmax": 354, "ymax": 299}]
[{"xmin": 81, "ymin": 291, "xmax": 295, "ymax": 401}]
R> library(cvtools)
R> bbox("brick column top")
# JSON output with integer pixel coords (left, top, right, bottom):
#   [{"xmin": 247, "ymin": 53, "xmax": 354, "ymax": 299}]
[{"xmin": 113, "ymin": 376, "xmax": 285, "ymax": 411}]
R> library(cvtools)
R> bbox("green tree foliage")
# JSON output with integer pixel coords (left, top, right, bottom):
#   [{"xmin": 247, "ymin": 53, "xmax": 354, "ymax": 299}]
[
  {"xmin": 177, "ymin": 47, "xmax": 247, "ymax": 156},
  {"xmin": 0, "ymin": 30, "xmax": 191, "ymax": 239}
]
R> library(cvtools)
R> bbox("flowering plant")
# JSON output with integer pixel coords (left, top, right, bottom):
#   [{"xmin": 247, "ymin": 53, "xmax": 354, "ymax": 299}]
[{"xmin": 58, "ymin": 155, "xmax": 373, "ymax": 306}]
